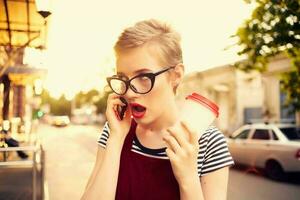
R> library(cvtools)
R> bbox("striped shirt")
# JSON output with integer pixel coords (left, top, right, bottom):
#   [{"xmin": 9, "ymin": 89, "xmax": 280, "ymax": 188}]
[{"xmin": 98, "ymin": 121, "xmax": 234, "ymax": 176}]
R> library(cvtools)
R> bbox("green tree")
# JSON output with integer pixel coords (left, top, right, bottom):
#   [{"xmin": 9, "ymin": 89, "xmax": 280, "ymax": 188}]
[
  {"xmin": 50, "ymin": 95, "xmax": 71, "ymax": 116},
  {"xmin": 40, "ymin": 89, "xmax": 52, "ymax": 105},
  {"xmin": 40, "ymin": 90, "xmax": 71, "ymax": 116},
  {"xmin": 93, "ymin": 91, "xmax": 110, "ymax": 114},
  {"xmin": 74, "ymin": 89, "xmax": 99, "ymax": 108},
  {"xmin": 73, "ymin": 88, "xmax": 110, "ymax": 114},
  {"xmin": 86, "ymin": 89, "xmax": 99, "ymax": 102},
  {"xmin": 74, "ymin": 91, "xmax": 85, "ymax": 108},
  {"xmin": 235, "ymin": 0, "xmax": 300, "ymax": 124},
  {"xmin": 41, "ymin": 88, "xmax": 110, "ymax": 116}
]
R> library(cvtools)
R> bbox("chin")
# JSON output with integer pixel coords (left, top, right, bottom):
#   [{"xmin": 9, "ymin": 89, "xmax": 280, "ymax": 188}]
[{"xmin": 134, "ymin": 114, "xmax": 152, "ymax": 126}]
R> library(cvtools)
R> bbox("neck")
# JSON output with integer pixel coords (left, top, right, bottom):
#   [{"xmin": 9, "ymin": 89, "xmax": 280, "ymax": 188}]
[{"xmin": 138, "ymin": 98, "xmax": 180, "ymax": 134}]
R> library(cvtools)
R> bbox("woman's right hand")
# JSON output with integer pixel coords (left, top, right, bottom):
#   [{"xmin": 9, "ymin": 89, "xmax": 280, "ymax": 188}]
[{"xmin": 105, "ymin": 93, "xmax": 132, "ymax": 140}]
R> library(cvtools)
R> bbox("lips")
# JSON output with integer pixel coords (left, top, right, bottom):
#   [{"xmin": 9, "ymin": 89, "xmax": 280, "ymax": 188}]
[{"xmin": 130, "ymin": 103, "xmax": 147, "ymax": 119}]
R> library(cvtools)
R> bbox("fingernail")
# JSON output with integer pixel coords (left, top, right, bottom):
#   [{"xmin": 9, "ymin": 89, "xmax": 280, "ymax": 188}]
[{"xmin": 114, "ymin": 110, "xmax": 121, "ymax": 121}]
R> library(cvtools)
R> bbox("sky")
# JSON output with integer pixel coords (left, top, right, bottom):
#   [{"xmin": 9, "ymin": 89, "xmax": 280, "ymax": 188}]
[{"xmin": 25, "ymin": 0, "xmax": 256, "ymax": 99}]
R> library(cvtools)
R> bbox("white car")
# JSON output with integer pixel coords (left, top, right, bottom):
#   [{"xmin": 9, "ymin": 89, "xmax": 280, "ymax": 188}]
[
  {"xmin": 227, "ymin": 123, "xmax": 300, "ymax": 180},
  {"xmin": 51, "ymin": 115, "xmax": 70, "ymax": 127}
]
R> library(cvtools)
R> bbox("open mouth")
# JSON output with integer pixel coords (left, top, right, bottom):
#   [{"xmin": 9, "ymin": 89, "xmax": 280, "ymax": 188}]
[{"xmin": 130, "ymin": 103, "xmax": 147, "ymax": 118}]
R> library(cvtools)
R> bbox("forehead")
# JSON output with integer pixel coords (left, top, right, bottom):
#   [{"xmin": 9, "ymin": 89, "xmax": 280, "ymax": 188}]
[{"xmin": 116, "ymin": 46, "xmax": 163, "ymax": 76}]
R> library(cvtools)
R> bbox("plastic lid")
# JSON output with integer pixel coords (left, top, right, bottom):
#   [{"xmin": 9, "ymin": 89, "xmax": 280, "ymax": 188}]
[{"xmin": 185, "ymin": 93, "xmax": 219, "ymax": 117}]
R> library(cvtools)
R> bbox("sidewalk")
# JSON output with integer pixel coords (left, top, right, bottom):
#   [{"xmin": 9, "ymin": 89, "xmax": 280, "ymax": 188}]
[
  {"xmin": 0, "ymin": 167, "xmax": 43, "ymax": 200},
  {"xmin": 38, "ymin": 123, "xmax": 101, "ymax": 200},
  {"xmin": 0, "ymin": 142, "xmax": 45, "ymax": 200}
]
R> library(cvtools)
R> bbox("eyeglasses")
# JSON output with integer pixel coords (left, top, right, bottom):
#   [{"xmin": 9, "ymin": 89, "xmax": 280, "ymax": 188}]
[{"xmin": 106, "ymin": 66, "xmax": 175, "ymax": 95}]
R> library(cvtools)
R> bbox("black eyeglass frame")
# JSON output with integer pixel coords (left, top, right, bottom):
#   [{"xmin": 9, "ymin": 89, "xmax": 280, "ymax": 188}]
[{"xmin": 106, "ymin": 66, "xmax": 175, "ymax": 95}]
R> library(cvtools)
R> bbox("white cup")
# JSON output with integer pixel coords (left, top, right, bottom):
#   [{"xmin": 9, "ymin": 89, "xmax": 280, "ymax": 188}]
[{"xmin": 179, "ymin": 93, "xmax": 219, "ymax": 139}]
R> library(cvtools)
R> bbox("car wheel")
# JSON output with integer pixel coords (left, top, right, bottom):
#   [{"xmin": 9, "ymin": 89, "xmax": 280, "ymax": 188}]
[{"xmin": 265, "ymin": 160, "xmax": 285, "ymax": 181}]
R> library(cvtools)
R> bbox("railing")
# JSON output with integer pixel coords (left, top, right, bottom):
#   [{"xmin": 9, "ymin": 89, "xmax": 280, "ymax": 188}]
[{"xmin": 0, "ymin": 143, "xmax": 45, "ymax": 200}]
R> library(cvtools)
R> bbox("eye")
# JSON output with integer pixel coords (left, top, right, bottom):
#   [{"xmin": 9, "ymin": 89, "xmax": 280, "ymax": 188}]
[{"xmin": 138, "ymin": 75, "xmax": 149, "ymax": 81}]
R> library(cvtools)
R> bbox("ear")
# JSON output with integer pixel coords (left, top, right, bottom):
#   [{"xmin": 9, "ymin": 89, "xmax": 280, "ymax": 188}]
[{"xmin": 171, "ymin": 63, "xmax": 184, "ymax": 87}]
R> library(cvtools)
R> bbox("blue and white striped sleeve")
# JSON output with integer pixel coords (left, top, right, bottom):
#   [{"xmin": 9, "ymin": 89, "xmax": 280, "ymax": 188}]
[
  {"xmin": 201, "ymin": 127, "xmax": 234, "ymax": 176},
  {"xmin": 97, "ymin": 121, "xmax": 110, "ymax": 148}
]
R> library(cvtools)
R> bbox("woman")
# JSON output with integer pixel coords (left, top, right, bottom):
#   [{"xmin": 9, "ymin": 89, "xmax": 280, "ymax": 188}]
[{"xmin": 81, "ymin": 19, "xmax": 234, "ymax": 200}]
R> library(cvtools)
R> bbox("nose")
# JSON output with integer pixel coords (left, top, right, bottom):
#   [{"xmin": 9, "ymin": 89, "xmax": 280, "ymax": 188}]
[{"xmin": 124, "ymin": 85, "xmax": 139, "ymax": 99}]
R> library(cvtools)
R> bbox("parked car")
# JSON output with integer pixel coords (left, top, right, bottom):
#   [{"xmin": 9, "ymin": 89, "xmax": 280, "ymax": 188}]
[
  {"xmin": 227, "ymin": 123, "xmax": 300, "ymax": 180},
  {"xmin": 51, "ymin": 115, "xmax": 70, "ymax": 127}
]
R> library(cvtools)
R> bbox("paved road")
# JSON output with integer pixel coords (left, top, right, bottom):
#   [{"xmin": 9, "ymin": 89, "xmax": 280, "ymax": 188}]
[
  {"xmin": 38, "ymin": 123, "xmax": 300, "ymax": 200},
  {"xmin": 228, "ymin": 166, "xmax": 300, "ymax": 200},
  {"xmin": 38, "ymin": 123, "xmax": 102, "ymax": 200}
]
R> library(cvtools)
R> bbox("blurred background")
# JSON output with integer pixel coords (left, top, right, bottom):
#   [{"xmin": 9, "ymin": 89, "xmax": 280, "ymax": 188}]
[{"xmin": 0, "ymin": 0, "xmax": 299, "ymax": 200}]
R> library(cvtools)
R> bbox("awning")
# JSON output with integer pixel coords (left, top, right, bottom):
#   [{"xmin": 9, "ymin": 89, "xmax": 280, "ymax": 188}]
[
  {"xmin": 0, "ymin": 64, "xmax": 47, "ymax": 85},
  {"xmin": 0, "ymin": 0, "xmax": 49, "ymax": 49}
]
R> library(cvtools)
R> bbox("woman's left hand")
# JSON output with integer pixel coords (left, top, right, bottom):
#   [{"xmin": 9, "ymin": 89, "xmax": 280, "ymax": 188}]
[{"xmin": 163, "ymin": 121, "xmax": 199, "ymax": 185}]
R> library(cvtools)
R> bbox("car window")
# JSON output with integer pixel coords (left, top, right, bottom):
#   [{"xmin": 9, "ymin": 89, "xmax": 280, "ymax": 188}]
[
  {"xmin": 271, "ymin": 130, "xmax": 279, "ymax": 140},
  {"xmin": 252, "ymin": 129, "xmax": 270, "ymax": 140},
  {"xmin": 279, "ymin": 127, "xmax": 300, "ymax": 140},
  {"xmin": 234, "ymin": 129, "xmax": 250, "ymax": 139}
]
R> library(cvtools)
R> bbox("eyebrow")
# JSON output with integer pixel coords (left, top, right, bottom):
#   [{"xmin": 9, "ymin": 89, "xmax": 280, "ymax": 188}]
[{"xmin": 117, "ymin": 68, "xmax": 152, "ymax": 76}]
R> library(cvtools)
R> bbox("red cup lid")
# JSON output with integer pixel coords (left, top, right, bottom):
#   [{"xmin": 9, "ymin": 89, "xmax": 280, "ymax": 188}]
[{"xmin": 185, "ymin": 93, "xmax": 219, "ymax": 117}]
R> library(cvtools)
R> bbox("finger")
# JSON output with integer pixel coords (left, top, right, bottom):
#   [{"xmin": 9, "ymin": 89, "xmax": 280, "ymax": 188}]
[
  {"xmin": 108, "ymin": 96, "xmax": 127, "ymax": 107},
  {"xmin": 108, "ymin": 99, "xmax": 125, "ymax": 113},
  {"xmin": 107, "ymin": 98, "xmax": 127, "ymax": 115},
  {"xmin": 166, "ymin": 125, "xmax": 189, "ymax": 148},
  {"xmin": 162, "ymin": 131, "xmax": 172, "ymax": 149},
  {"xmin": 181, "ymin": 121, "xmax": 198, "ymax": 144},
  {"xmin": 163, "ymin": 141, "xmax": 172, "ymax": 153},
  {"xmin": 123, "ymin": 105, "xmax": 132, "ymax": 121},
  {"xmin": 107, "ymin": 94, "xmax": 128, "ymax": 106},
  {"xmin": 163, "ymin": 134, "xmax": 181, "ymax": 153},
  {"xmin": 165, "ymin": 147, "xmax": 176, "ymax": 161},
  {"xmin": 111, "ymin": 98, "xmax": 131, "ymax": 122},
  {"xmin": 107, "ymin": 93, "xmax": 119, "ymax": 101},
  {"xmin": 106, "ymin": 97, "xmax": 127, "ymax": 121}
]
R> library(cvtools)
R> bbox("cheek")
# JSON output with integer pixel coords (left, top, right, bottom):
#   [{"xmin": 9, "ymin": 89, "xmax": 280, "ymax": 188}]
[
  {"xmin": 145, "ymin": 78, "xmax": 173, "ymax": 111},
  {"xmin": 153, "ymin": 77, "xmax": 173, "ymax": 94}
]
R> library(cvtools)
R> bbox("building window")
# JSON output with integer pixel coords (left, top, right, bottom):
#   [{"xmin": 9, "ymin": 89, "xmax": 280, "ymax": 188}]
[
  {"xmin": 244, "ymin": 107, "xmax": 263, "ymax": 124},
  {"xmin": 280, "ymin": 88, "xmax": 295, "ymax": 123}
]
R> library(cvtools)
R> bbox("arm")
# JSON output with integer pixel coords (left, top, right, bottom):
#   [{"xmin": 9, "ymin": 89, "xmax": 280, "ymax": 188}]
[
  {"xmin": 81, "ymin": 93, "xmax": 132, "ymax": 200},
  {"xmin": 179, "ymin": 166, "xmax": 229, "ymax": 200},
  {"xmin": 81, "ymin": 135, "xmax": 125, "ymax": 200},
  {"xmin": 83, "ymin": 146, "xmax": 105, "ymax": 192},
  {"xmin": 200, "ymin": 167, "xmax": 229, "ymax": 200},
  {"xmin": 164, "ymin": 122, "xmax": 232, "ymax": 200},
  {"xmin": 178, "ymin": 176, "xmax": 204, "ymax": 200},
  {"xmin": 164, "ymin": 121, "xmax": 205, "ymax": 200}
]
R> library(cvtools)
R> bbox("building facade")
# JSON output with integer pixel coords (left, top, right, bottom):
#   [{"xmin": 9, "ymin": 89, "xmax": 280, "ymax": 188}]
[{"xmin": 177, "ymin": 56, "xmax": 294, "ymax": 135}]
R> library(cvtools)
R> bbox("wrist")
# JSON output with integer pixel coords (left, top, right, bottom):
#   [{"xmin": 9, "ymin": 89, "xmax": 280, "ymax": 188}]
[
  {"xmin": 179, "ymin": 176, "xmax": 204, "ymax": 200},
  {"xmin": 107, "ymin": 133, "xmax": 126, "ymax": 149},
  {"xmin": 178, "ymin": 174, "xmax": 200, "ymax": 191}
]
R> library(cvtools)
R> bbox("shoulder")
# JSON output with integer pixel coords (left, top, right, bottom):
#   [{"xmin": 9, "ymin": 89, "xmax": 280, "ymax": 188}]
[
  {"xmin": 97, "ymin": 121, "xmax": 110, "ymax": 148},
  {"xmin": 199, "ymin": 126, "xmax": 224, "ymax": 144},
  {"xmin": 198, "ymin": 126, "xmax": 234, "ymax": 176},
  {"xmin": 97, "ymin": 120, "xmax": 137, "ymax": 148},
  {"xmin": 199, "ymin": 125, "xmax": 230, "ymax": 156}
]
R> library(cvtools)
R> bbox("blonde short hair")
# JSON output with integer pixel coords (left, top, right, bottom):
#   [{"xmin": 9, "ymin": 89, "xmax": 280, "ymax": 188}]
[{"xmin": 114, "ymin": 19, "xmax": 183, "ymax": 66}]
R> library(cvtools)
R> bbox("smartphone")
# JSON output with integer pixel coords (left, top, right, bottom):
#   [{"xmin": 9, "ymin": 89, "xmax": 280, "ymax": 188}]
[{"xmin": 117, "ymin": 97, "xmax": 128, "ymax": 120}]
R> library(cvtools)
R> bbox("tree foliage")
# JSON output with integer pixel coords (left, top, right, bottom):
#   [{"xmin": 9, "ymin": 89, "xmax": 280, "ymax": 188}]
[
  {"xmin": 236, "ymin": 0, "xmax": 300, "ymax": 111},
  {"xmin": 74, "ymin": 89, "xmax": 110, "ymax": 114},
  {"xmin": 40, "ymin": 90, "xmax": 71, "ymax": 116},
  {"xmin": 40, "ymin": 88, "xmax": 110, "ymax": 116}
]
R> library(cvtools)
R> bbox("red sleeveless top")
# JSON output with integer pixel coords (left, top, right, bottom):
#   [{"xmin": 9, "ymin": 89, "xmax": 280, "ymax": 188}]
[{"xmin": 115, "ymin": 120, "xmax": 180, "ymax": 200}]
